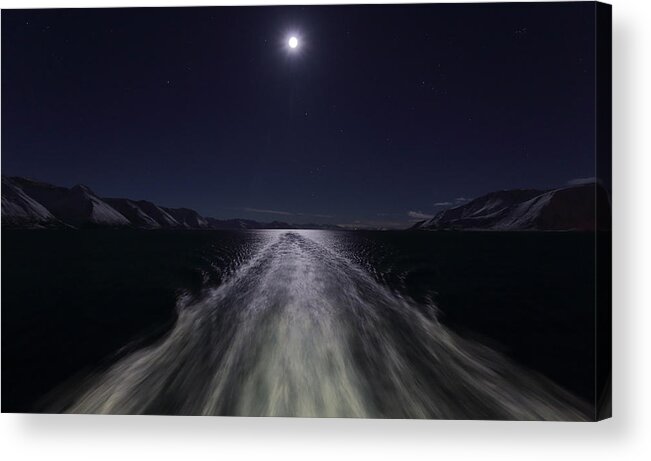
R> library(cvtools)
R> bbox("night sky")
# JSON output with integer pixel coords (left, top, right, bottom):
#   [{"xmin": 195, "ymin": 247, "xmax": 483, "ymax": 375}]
[{"xmin": 1, "ymin": 3, "xmax": 597, "ymax": 227}]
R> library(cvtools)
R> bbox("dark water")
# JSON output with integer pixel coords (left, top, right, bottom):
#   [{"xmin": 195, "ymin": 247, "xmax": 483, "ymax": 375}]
[{"xmin": 1, "ymin": 229, "xmax": 595, "ymax": 419}]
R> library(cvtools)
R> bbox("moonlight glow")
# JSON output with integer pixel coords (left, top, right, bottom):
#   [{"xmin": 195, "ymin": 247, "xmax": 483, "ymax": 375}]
[{"xmin": 288, "ymin": 36, "xmax": 298, "ymax": 49}]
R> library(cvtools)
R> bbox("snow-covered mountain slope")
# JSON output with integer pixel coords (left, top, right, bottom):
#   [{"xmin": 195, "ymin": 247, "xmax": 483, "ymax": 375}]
[
  {"xmin": 103, "ymin": 198, "xmax": 163, "ymax": 229},
  {"xmin": 7, "ymin": 178, "xmax": 131, "ymax": 227},
  {"xmin": 418, "ymin": 189, "xmax": 543, "ymax": 230},
  {"xmin": 131, "ymin": 200, "xmax": 180, "ymax": 227},
  {"xmin": 162, "ymin": 207, "xmax": 209, "ymax": 229},
  {"xmin": 1, "ymin": 176, "xmax": 61, "ymax": 228},
  {"xmin": 413, "ymin": 183, "xmax": 610, "ymax": 231}
]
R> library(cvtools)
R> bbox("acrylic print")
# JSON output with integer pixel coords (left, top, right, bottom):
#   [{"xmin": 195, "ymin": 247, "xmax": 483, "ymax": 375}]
[{"xmin": 1, "ymin": 2, "xmax": 611, "ymax": 420}]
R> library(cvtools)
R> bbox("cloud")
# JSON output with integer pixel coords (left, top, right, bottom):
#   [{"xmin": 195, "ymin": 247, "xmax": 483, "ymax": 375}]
[
  {"xmin": 567, "ymin": 177, "xmax": 597, "ymax": 186},
  {"xmin": 433, "ymin": 201, "xmax": 453, "ymax": 207},
  {"xmin": 408, "ymin": 210, "xmax": 434, "ymax": 220},
  {"xmin": 243, "ymin": 208, "xmax": 334, "ymax": 219},
  {"xmin": 455, "ymin": 197, "xmax": 468, "ymax": 203},
  {"xmin": 244, "ymin": 207, "xmax": 293, "ymax": 216}
]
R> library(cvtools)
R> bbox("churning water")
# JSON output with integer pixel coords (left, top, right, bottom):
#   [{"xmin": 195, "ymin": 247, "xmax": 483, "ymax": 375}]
[{"xmin": 64, "ymin": 230, "xmax": 589, "ymax": 419}]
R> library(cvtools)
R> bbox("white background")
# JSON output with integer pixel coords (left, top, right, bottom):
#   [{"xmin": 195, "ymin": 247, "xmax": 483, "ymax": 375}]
[{"xmin": 1, "ymin": 0, "xmax": 649, "ymax": 459}]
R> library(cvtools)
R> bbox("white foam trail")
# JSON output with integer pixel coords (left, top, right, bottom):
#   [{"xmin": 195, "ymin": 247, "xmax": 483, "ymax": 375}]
[{"xmin": 64, "ymin": 230, "xmax": 589, "ymax": 420}]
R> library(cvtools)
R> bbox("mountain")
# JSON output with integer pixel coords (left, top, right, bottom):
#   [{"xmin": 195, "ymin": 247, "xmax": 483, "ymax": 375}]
[
  {"xmin": 1, "ymin": 177, "xmax": 62, "ymax": 228},
  {"xmin": 131, "ymin": 200, "xmax": 181, "ymax": 228},
  {"xmin": 7, "ymin": 178, "xmax": 130, "ymax": 228},
  {"xmin": 412, "ymin": 183, "xmax": 610, "ymax": 231},
  {"xmin": 102, "ymin": 198, "xmax": 166, "ymax": 229},
  {"xmin": 4, "ymin": 175, "xmax": 608, "ymax": 232},
  {"xmin": 2, "ymin": 176, "xmax": 343, "ymax": 231},
  {"xmin": 161, "ymin": 207, "xmax": 209, "ymax": 229}
]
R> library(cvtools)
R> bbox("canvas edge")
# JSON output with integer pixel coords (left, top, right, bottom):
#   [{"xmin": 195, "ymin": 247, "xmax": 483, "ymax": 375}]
[{"xmin": 595, "ymin": 0, "xmax": 612, "ymax": 422}]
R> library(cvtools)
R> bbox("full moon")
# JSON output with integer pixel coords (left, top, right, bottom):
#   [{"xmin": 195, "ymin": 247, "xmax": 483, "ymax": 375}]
[{"xmin": 288, "ymin": 36, "xmax": 298, "ymax": 49}]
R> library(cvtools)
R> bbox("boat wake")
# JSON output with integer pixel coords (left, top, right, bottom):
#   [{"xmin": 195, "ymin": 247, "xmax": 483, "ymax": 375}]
[{"xmin": 62, "ymin": 230, "xmax": 589, "ymax": 419}]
